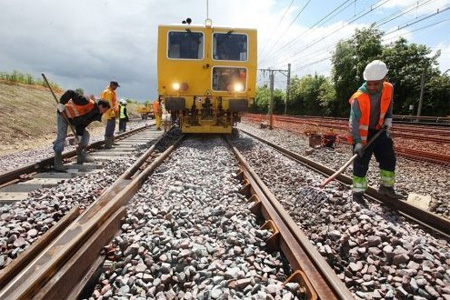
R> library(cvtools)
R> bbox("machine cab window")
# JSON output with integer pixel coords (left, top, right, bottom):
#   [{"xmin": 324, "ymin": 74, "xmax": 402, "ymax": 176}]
[
  {"xmin": 168, "ymin": 31, "xmax": 204, "ymax": 59},
  {"xmin": 212, "ymin": 67, "xmax": 247, "ymax": 92},
  {"xmin": 213, "ymin": 33, "xmax": 247, "ymax": 61}
]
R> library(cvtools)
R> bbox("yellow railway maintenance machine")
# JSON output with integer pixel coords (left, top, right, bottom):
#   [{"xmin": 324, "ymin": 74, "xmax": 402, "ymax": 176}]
[{"xmin": 157, "ymin": 20, "xmax": 257, "ymax": 133}]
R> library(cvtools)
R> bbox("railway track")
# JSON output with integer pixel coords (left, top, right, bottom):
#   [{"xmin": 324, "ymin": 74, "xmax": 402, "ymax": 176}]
[
  {"xmin": 243, "ymin": 114, "xmax": 450, "ymax": 165},
  {"xmin": 245, "ymin": 114, "xmax": 450, "ymax": 143},
  {"xmin": 238, "ymin": 128, "xmax": 450, "ymax": 238},
  {"xmin": 0, "ymin": 133, "xmax": 356, "ymax": 299},
  {"xmin": 0, "ymin": 129, "xmax": 448, "ymax": 299},
  {"xmin": 231, "ymin": 129, "xmax": 450, "ymax": 299},
  {"xmin": 0, "ymin": 124, "xmax": 151, "ymax": 190}
]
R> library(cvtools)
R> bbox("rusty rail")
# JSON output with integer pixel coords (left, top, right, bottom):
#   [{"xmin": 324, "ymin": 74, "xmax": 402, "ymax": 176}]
[
  {"xmin": 0, "ymin": 123, "xmax": 152, "ymax": 186},
  {"xmin": 0, "ymin": 130, "xmax": 183, "ymax": 299},
  {"xmin": 243, "ymin": 114, "xmax": 450, "ymax": 165},
  {"xmin": 226, "ymin": 137, "xmax": 354, "ymax": 300},
  {"xmin": 239, "ymin": 128, "xmax": 450, "ymax": 239}
]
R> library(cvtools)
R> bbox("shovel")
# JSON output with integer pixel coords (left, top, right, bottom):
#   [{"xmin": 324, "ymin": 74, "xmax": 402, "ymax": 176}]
[
  {"xmin": 41, "ymin": 73, "xmax": 79, "ymax": 143},
  {"xmin": 320, "ymin": 127, "xmax": 386, "ymax": 188}
]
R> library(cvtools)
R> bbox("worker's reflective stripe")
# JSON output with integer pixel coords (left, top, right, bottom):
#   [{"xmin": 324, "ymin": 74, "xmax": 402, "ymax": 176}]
[
  {"xmin": 352, "ymin": 176, "xmax": 367, "ymax": 193},
  {"xmin": 347, "ymin": 82, "xmax": 393, "ymax": 145},
  {"xmin": 65, "ymin": 100, "xmax": 95, "ymax": 119},
  {"xmin": 359, "ymin": 125, "xmax": 369, "ymax": 131},
  {"xmin": 380, "ymin": 169, "xmax": 395, "ymax": 187}
]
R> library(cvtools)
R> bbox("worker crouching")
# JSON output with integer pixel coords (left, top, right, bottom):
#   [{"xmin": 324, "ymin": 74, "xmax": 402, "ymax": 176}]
[
  {"xmin": 53, "ymin": 90, "xmax": 110, "ymax": 171},
  {"xmin": 348, "ymin": 60, "xmax": 401, "ymax": 204}
]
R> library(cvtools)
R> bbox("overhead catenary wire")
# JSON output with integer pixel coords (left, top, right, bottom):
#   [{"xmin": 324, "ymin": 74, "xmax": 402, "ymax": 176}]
[
  {"xmin": 273, "ymin": 0, "xmax": 392, "ymax": 65},
  {"xmin": 260, "ymin": 0, "xmax": 392, "ymax": 67},
  {"xmin": 280, "ymin": 1, "xmax": 448, "ymax": 70},
  {"xmin": 259, "ymin": 0, "xmax": 312, "ymax": 65},
  {"xmin": 292, "ymin": 13, "xmax": 450, "ymax": 73},
  {"xmin": 259, "ymin": 0, "xmax": 296, "ymax": 58},
  {"xmin": 259, "ymin": 0, "xmax": 355, "ymax": 65}
]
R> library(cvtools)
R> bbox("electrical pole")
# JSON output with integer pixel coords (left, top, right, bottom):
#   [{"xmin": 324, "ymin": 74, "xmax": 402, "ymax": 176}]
[
  {"xmin": 285, "ymin": 63, "xmax": 291, "ymax": 115},
  {"xmin": 417, "ymin": 49, "xmax": 441, "ymax": 117},
  {"xmin": 269, "ymin": 71, "xmax": 274, "ymax": 129},
  {"xmin": 258, "ymin": 64, "xmax": 290, "ymax": 129}
]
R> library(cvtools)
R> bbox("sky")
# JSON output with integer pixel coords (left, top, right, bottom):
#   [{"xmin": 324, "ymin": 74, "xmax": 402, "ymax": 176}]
[{"xmin": 1, "ymin": 0, "xmax": 449, "ymax": 101}]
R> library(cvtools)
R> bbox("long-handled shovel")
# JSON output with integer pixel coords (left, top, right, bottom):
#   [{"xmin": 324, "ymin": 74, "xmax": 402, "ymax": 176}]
[
  {"xmin": 320, "ymin": 127, "xmax": 386, "ymax": 188},
  {"xmin": 41, "ymin": 73, "xmax": 79, "ymax": 143}
]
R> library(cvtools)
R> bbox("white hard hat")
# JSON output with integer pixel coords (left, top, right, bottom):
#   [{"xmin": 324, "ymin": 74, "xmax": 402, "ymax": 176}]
[{"xmin": 363, "ymin": 60, "xmax": 388, "ymax": 81}]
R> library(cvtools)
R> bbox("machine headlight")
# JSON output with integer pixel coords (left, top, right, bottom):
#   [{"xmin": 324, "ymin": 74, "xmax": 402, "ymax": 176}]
[
  {"xmin": 172, "ymin": 82, "xmax": 180, "ymax": 91},
  {"xmin": 234, "ymin": 83, "xmax": 244, "ymax": 92}
]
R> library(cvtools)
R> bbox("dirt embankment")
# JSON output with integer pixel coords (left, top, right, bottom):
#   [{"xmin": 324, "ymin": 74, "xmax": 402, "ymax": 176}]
[{"xmin": 0, "ymin": 82, "xmax": 140, "ymax": 155}]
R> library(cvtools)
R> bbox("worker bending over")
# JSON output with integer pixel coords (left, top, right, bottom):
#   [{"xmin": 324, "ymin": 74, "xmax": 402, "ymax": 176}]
[
  {"xmin": 101, "ymin": 81, "xmax": 120, "ymax": 148},
  {"xmin": 348, "ymin": 60, "xmax": 401, "ymax": 204},
  {"xmin": 53, "ymin": 90, "xmax": 110, "ymax": 171},
  {"xmin": 153, "ymin": 97, "xmax": 163, "ymax": 130}
]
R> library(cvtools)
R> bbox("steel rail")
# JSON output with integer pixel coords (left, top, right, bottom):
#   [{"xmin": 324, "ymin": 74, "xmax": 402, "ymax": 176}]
[
  {"xmin": 226, "ymin": 137, "xmax": 354, "ymax": 300},
  {"xmin": 0, "ymin": 124, "xmax": 151, "ymax": 186},
  {"xmin": 239, "ymin": 128, "xmax": 450, "ymax": 239},
  {"xmin": 243, "ymin": 115, "xmax": 450, "ymax": 165},
  {"xmin": 0, "ymin": 131, "xmax": 184, "ymax": 299},
  {"xmin": 0, "ymin": 206, "xmax": 80, "ymax": 289},
  {"xmin": 245, "ymin": 114, "xmax": 450, "ymax": 137}
]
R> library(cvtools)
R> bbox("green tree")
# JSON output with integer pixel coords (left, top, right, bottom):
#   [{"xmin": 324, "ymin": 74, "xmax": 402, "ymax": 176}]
[
  {"xmin": 286, "ymin": 74, "xmax": 335, "ymax": 116},
  {"xmin": 422, "ymin": 73, "xmax": 450, "ymax": 116},
  {"xmin": 318, "ymin": 79, "xmax": 337, "ymax": 116},
  {"xmin": 253, "ymin": 85, "xmax": 286, "ymax": 114},
  {"xmin": 331, "ymin": 26, "xmax": 383, "ymax": 116},
  {"xmin": 381, "ymin": 38, "xmax": 441, "ymax": 115}
]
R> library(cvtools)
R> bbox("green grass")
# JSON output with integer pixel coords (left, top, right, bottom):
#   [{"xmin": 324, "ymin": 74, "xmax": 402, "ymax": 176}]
[{"xmin": 0, "ymin": 70, "xmax": 61, "ymax": 91}]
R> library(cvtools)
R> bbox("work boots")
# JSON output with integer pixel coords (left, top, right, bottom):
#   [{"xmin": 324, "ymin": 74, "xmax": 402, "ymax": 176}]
[
  {"xmin": 352, "ymin": 192, "xmax": 369, "ymax": 207},
  {"xmin": 378, "ymin": 185, "xmax": 402, "ymax": 199},
  {"xmin": 54, "ymin": 152, "xmax": 66, "ymax": 172},
  {"xmin": 105, "ymin": 136, "xmax": 113, "ymax": 149},
  {"xmin": 76, "ymin": 148, "xmax": 94, "ymax": 164},
  {"xmin": 76, "ymin": 147, "xmax": 84, "ymax": 164}
]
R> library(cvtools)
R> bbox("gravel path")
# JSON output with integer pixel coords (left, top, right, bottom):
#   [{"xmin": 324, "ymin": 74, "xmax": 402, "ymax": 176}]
[
  {"xmin": 0, "ymin": 127, "xmax": 177, "ymax": 271},
  {"xmin": 0, "ymin": 119, "xmax": 151, "ymax": 174},
  {"xmin": 238, "ymin": 122, "xmax": 450, "ymax": 219},
  {"xmin": 89, "ymin": 136, "xmax": 302, "ymax": 300},
  {"xmin": 232, "ymin": 130, "xmax": 450, "ymax": 299}
]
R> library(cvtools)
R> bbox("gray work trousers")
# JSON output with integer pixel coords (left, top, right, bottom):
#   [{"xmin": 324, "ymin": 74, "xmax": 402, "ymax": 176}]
[
  {"xmin": 53, "ymin": 113, "xmax": 89, "ymax": 153},
  {"xmin": 105, "ymin": 118, "xmax": 116, "ymax": 137}
]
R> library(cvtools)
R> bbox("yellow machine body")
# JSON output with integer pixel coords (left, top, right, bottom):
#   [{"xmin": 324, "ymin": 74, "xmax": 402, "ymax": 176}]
[{"xmin": 157, "ymin": 24, "xmax": 257, "ymax": 133}]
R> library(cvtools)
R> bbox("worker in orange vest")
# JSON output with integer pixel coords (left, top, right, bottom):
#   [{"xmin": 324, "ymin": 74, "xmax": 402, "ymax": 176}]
[
  {"xmin": 153, "ymin": 97, "xmax": 163, "ymax": 130},
  {"xmin": 348, "ymin": 60, "xmax": 400, "ymax": 204},
  {"xmin": 101, "ymin": 81, "xmax": 120, "ymax": 148},
  {"xmin": 54, "ymin": 90, "xmax": 111, "ymax": 171}
]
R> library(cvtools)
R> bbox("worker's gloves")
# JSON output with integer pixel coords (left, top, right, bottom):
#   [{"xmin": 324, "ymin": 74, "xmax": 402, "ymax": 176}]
[
  {"xmin": 57, "ymin": 103, "xmax": 66, "ymax": 113},
  {"xmin": 384, "ymin": 118, "xmax": 392, "ymax": 138},
  {"xmin": 354, "ymin": 143, "xmax": 364, "ymax": 158}
]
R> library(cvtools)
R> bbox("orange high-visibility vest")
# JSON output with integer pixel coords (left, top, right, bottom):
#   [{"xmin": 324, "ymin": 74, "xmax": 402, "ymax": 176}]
[
  {"xmin": 347, "ymin": 82, "xmax": 393, "ymax": 145},
  {"xmin": 64, "ymin": 99, "xmax": 95, "ymax": 118},
  {"xmin": 101, "ymin": 87, "xmax": 119, "ymax": 120},
  {"xmin": 153, "ymin": 100, "xmax": 161, "ymax": 114}
]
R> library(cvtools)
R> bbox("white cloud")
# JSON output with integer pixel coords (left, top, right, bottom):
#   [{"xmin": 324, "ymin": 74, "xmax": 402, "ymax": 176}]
[
  {"xmin": 436, "ymin": 42, "xmax": 450, "ymax": 73},
  {"xmin": 383, "ymin": 0, "xmax": 450, "ymax": 13},
  {"xmin": 1, "ymin": 0, "xmax": 449, "ymax": 98}
]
